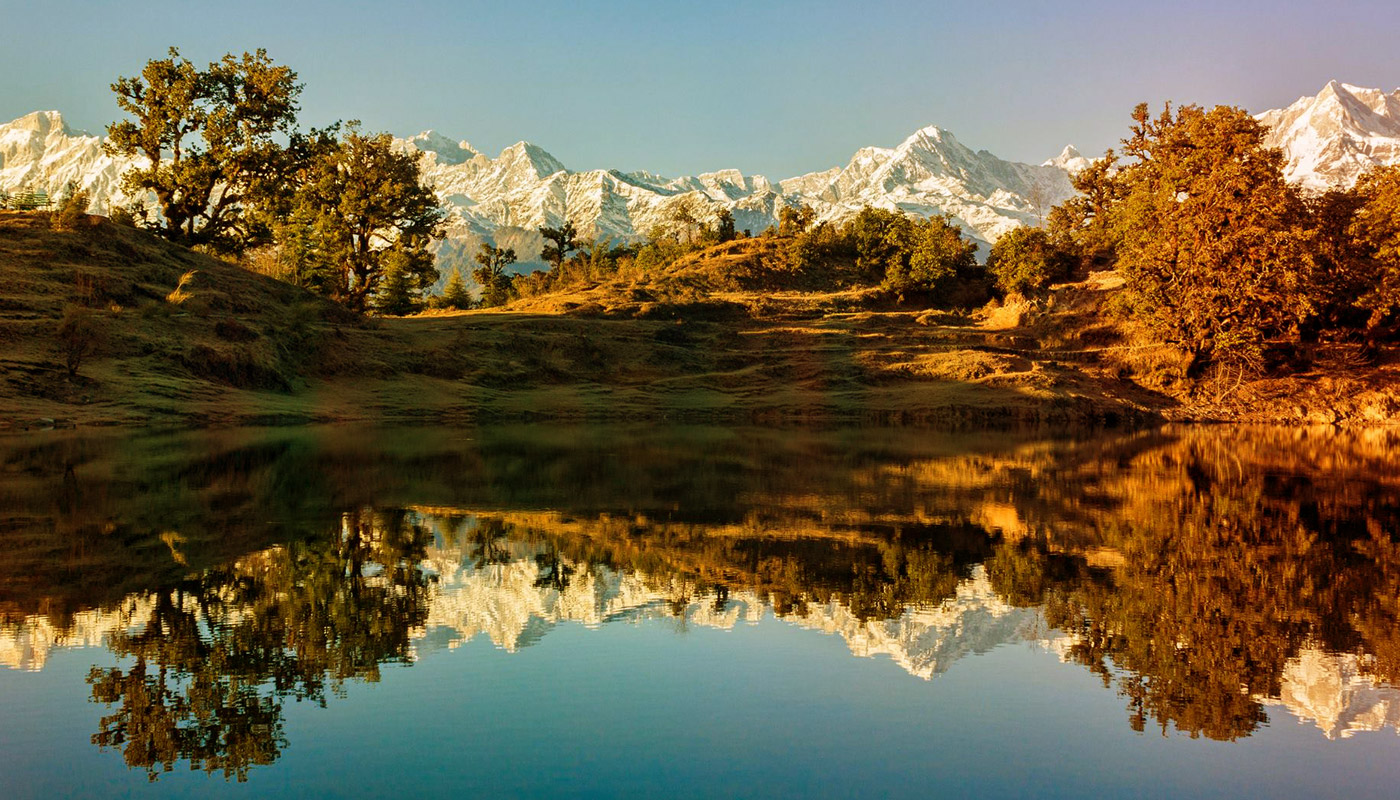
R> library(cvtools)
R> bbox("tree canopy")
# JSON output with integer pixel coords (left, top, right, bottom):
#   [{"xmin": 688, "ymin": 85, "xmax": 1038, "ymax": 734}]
[
  {"xmin": 106, "ymin": 48, "xmax": 302, "ymax": 254},
  {"xmin": 280, "ymin": 124, "xmax": 445, "ymax": 311},
  {"xmin": 1343, "ymin": 166, "xmax": 1400, "ymax": 335},
  {"xmin": 986, "ymin": 226, "xmax": 1072, "ymax": 296},
  {"xmin": 882, "ymin": 215, "xmax": 980, "ymax": 300},
  {"xmin": 1107, "ymin": 103, "xmax": 1317, "ymax": 372},
  {"xmin": 472, "ymin": 242, "xmax": 518, "ymax": 308},
  {"xmin": 539, "ymin": 220, "xmax": 580, "ymax": 271}
]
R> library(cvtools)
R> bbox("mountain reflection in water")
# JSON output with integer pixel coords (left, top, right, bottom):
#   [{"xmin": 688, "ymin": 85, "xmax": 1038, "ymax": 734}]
[{"xmin": 2, "ymin": 424, "xmax": 1400, "ymax": 782}]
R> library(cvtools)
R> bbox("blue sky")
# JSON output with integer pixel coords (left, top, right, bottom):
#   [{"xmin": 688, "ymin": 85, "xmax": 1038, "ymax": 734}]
[{"xmin": 3, "ymin": 0, "xmax": 1398, "ymax": 177}]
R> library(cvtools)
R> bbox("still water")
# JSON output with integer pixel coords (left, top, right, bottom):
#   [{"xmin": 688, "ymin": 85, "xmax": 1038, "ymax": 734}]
[{"xmin": 2, "ymin": 424, "xmax": 1399, "ymax": 798}]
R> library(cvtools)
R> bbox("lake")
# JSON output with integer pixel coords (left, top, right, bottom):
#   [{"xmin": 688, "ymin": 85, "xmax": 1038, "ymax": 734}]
[{"xmin": 2, "ymin": 424, "xmax": 1399, "ymax": 798}]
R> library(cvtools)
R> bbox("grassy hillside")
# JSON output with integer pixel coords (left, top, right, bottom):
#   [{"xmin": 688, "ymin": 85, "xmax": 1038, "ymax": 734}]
[{"xmin": 1, "ymin": 211, "xmax": 1395, "ymax": 429}]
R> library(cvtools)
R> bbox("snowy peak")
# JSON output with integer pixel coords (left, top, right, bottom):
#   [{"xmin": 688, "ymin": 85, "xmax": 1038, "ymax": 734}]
[
  {"xmin": 1044, "ymin": 145, "xmax": 1090, "ymax": 174},
  {"xmin": 1, "ymin": 110, "xmax": 92, "ymax": 157},
  {"xmin": 901, "ymin": 124, "xmax": 960, "ymax": 150},
  {"xmin": 403, "ymin": 130, "xmax": 478, "ymax": 165},
  {"xmin": 0, "ymin": 110, "xmax": 133, "ymax": 214},
  {"xmin": 496, "ymin": 140, "xmax": 566, "ymax": 180},
  {"xmin": 1257, "ymin": 80, "xmax": 1400, "ymax": 191},
  {"xmin": 4, "ymin": 110, "xmax": 70, "ymax": 136},
  {"xmin": 389, "ymin": 118, "xmax": 1077, "ymax": 253}
]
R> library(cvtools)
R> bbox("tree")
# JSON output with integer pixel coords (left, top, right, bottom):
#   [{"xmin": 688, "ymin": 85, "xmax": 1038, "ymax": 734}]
[
  {"xmin": 778, "ymin": 203, "xmax": 816, "ymax": 236},
  {"xmin": 987, "ymin": 227, "xmax": 1072, "ymax": 296},
  {"xmin": 1046, "ymin": 153, "xmax": 1124, "ymax": 273},
  {"xmin": 372, "ymin": 252, "xmax": 420, "ymax": 316},
  {"xmin": 665, "ymin": 196, "xmax": 705, "ymax": 244},
  {"xmin": 712, "ymin": 207, "xmax": 737, "ymax": 243},
  {"xmin": 473, "ymin": 242, "xmax": 518, "ymax": 307},
  {"xmin": 1343, "ymin": 166, "xmax": 1400, "ymax": 338},
  {"xmin": 88, "ymin": 510, "xmax": 434, "ymax": 781},
  {"xmin": 539, "ymin": 220, "xmax": 579, "ymax": 271},
  {"xmin": 441, "ymin": 267, "xmax": 473, "ymax": 310},
  {"xmin": 56, "ymin": 305, "xmax": 103, "ymax": 377},
  {"xmin": 51, "ymin": 182, "xmax": 91, "ymax": 231},
  {"xmin": 105, "ymin": 48, "xmax": 302, "ymax": 254},
  {"xmin": 1111, "ymin": 103, "xmax": 1316, "ymax": 373},
  {"xmin": 845, "ymin": 206, "xmax": 914, "ymax": 284},
  {"xmin": 884, "ymin": 215, "xmax": 979, "ymax": 300},
  {"xmin": 282, "ymin": 124, "xmax": 445, "ymax": 311}
]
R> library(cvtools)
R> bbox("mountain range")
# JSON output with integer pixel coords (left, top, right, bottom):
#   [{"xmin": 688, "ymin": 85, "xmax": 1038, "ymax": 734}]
[{"xmin": 3, "ymin": 80, "xmax": 1400, "ymax": 265}]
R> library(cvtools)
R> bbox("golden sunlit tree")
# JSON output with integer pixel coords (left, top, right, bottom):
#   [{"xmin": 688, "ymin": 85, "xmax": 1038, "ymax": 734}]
[{"xmin": 1111, "ymin": 103, "xmax": 1317, "ymax": 375}]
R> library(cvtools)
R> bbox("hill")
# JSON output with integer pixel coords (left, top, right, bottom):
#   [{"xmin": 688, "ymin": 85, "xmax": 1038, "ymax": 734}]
[{"xmin": 1, "ymin": 212, "xmax": 1397, "ymax": 429}]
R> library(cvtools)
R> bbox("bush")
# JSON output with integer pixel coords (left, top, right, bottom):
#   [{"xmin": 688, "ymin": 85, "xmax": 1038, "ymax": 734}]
[
  {"xmin": 56, "ymin": 305, "xmax": 103, "ymax": 377},
  {"xmin": 986, "ymin": 227, "xmax": 1072, "ymax": 296},
  {"xmin": 108, "ymin": 205, "xmax": 138, "ymax": 227},
  {"xmin": 51, "ymin": 184, "xmax": 91, "ymax": 231},
  {"xmin": 844, "ymin": 207, "xmax": 911, "ymax": 285},
  {"xmin": 882, "ymin": 215, "xmax": 980, "ymax": 301}
]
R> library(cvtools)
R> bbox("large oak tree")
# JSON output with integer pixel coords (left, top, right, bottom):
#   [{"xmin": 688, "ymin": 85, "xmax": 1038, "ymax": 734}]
[{"xmin": 106, "ymin": 48, "xmax": 301, "ymax": 253}]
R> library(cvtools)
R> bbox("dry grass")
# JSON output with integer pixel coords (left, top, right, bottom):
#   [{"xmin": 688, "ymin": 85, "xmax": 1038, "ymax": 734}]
[
  {"xmin": 165, "ymin": 270, "xmax": 198, "ymax": 304},
  {"xmin": 2, "ymin": 211, "xmax": 1395, "ymax": 430}
]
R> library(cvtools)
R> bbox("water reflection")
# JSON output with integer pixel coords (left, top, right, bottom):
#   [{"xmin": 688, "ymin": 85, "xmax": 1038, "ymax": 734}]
[
  {"xmin": 80, "ymin": 510, "xmax": 432, "ymax": 781},
  {"xmin": 2, "ymin": 424, "xmax": 1399, "ymax": 780}
]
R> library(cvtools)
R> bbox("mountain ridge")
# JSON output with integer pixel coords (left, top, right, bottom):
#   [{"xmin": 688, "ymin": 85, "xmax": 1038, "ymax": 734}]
[
  {"xmin": 0, "ymin": 109, "xmax": 1076, "ymax": 261},
  {"xmin": 7, "ymin": 81, "xmax": 1400, "ymax": 264},
  {"xmin": 1257, "ymin": 80, "xmax": 1400, "ymax": 191}
]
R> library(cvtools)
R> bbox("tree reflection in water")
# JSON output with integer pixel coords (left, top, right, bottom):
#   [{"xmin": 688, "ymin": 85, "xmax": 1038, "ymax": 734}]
[
  {"xmin": 2, "ymin": 425, "xmax": 1399, "ymax": 780},
  {"xmin": 983, "ymin": 432, "xmax": 1400, "ymax": 741},
  {"xmin": 84, "ymin": 510, "xmax": 434, "ymax": 781}
]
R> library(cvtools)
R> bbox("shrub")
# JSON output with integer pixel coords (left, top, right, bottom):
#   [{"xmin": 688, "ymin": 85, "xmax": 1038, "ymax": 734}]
[
  {"xmin": 51, "ymin": 183, "xmax": 91, "ymax": 231},
  {"xmin": 56, "ymin": 305, "xmax": 103, "ymax": 377},
  {"xmin": 883, "ymin": 215, "xmax": 979, "ymax": 301},
  {"xmin": 108, "ymin": 205, "xmax": 138, "ymax": 227},
  {"xmin": 986, "ymin": 227, "xmax": 1073, "ymax": 296}
]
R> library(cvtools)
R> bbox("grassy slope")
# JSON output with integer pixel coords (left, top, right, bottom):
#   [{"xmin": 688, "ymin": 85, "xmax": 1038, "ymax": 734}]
[{"xmin": 1, "ymin": 212, "xmax": 1394, "ymax": 429}]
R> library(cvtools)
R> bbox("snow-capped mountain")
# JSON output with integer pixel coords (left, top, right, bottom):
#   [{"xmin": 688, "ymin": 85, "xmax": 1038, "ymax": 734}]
[
  {"xmin": 0, "ymin": 109, "xmax": 1075, "ymax": 261},
  {"xmin": 1264, "ymin": 649, "xmax": 1400, "ymax": 740},
  {"xmin": 0, "ymin": 110, "xmax": 144, "ymax": 213},
  {"xmin": 1257, "ymin": 81, "xmax": 1400, "ymax": 191},
  {"xmin": 8, "ymin": 542, "xmax": 1399, "ymax": 742},
  {"xmin": 407, "ymin": 121, "xmax": 1078, "ymax": 260},
  {"xmin": 15, "ymin": 82, "xmax": 1400, "ymax": 265}
]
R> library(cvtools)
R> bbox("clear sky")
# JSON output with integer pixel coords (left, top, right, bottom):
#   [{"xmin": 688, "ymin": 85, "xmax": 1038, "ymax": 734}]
[{"xmin": 3, "ymin": 0, "xmax": 1398, "ymax": 178}]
